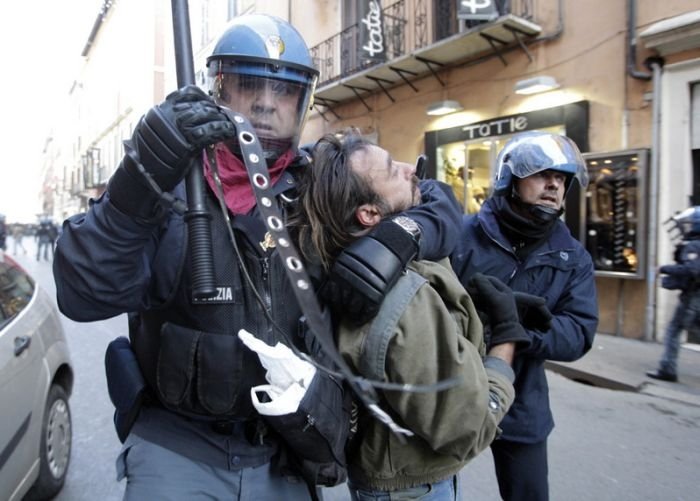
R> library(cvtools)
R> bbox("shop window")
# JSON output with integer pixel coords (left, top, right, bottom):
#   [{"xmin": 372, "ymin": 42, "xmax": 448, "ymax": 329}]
[{"xmin": 582, "ymin": 150, "xmax": 648, "ymax": 279}]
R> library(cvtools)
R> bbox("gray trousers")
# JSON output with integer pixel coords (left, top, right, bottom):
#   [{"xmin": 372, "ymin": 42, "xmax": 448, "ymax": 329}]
[{"xmin": 117, "ymin": 433, "xmax": 312, "ymax": 500}]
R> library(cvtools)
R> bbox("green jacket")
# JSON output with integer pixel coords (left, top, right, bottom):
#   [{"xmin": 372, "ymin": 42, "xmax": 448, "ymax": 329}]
[{"xmin": 338, "ymin": 259, "xmax": 515, "ymax": 491}]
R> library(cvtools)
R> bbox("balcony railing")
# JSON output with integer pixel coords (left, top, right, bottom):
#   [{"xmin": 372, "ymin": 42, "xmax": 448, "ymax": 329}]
[{"xmin": 310, "ymin": 0, "xmax": 535, "ymax": 88}]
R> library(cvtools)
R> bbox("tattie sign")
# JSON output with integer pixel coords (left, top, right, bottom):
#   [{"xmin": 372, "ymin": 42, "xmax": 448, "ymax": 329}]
[{"xmin": 359, "ymin": 0, "xmax": 386, "ymax": 62}]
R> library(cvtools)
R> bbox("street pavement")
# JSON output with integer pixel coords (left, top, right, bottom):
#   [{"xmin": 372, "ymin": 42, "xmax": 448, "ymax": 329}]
[
  {"xmin": 546, "ymin": 331, "xmax": 700, "ymax": 407},
  {"xmin": 8, "ymin": 236, "xmax": 699, "ymax": 500}
]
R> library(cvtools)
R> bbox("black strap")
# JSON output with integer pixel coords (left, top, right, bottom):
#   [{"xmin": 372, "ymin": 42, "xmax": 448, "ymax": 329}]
[{"xmin": 220, "ymin": 109, "xmax": 414, "ymax": 440}]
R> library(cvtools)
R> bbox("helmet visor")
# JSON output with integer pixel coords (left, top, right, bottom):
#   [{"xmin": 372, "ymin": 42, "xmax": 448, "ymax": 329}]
[
  {"xmin": 213, "ymin": 73, "xmax": 311, "ymax": 141},
  {"xmin": 672, "ymin": 207, "xmax": 700, "ymax": 238}
]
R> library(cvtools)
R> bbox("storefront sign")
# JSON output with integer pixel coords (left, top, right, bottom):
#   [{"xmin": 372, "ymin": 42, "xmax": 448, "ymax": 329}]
[
  {"xmin": 457, "ymin": 0, "xmax": 500, "ymax": 21},
  {"xmin": 359, "ymin": 0, "xmax": 386, "ymax": 62},
  {"xmin": 461, "ymin": 115, "xmax": 529, "ymax": 139},
  {"xmin": 426, "ymin": 102, "xmax": 590, "ymax": 153}
]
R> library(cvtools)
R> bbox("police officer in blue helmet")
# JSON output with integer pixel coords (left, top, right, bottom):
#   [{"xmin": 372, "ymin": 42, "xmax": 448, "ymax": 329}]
[
  {"xmin": 54, "ymin": 14, "xmax": 343, "ymax": 500},
  {"xmin": 451, "ymin": 131, "xmax": 598, "ymax": 501},
  {"xmin": 54, "ymin": 12, "xmax": 462, "ymax": 500}
]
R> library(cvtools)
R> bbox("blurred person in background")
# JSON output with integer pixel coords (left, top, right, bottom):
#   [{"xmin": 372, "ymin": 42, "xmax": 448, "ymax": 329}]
[
  {"xmin": 647, "ymin": 206, "xmax": 700, "ymax": 383},
  {"xmin": 0, "ymin": 214, "xmax": 6, "ymax": 251},
  {"xmin": 35, "ymin": 216, "xmax": 55, "ymax": 261},
  {"xmin": 12, "ymin": 224, "xmax": 27, "ymax": 255}
]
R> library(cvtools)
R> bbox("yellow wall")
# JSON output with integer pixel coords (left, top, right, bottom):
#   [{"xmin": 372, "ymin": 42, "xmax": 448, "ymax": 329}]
[{"xmin": 302, "ymin": 0, "xmax": 700, "ymax": 339}]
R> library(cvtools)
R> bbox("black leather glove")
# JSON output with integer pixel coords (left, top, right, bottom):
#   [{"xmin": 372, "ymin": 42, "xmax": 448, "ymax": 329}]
[
  {"xmin": 320, "ymin": 216, "xmax": 421, "ymax": 325},
  {"xmin": 513, "ymin": 291, "xmax": 552, "ymax": 332},
  {"xmin": 467, "ymin": 273, "xmax": 531, "ymax": 349},
  {"xmin": 108, "ymin": 85, "xmax": 236, "ymax": 218}
]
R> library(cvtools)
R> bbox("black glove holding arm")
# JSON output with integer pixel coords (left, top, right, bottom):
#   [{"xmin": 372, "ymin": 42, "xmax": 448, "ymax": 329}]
[
  {"xmin": 320, "ymin": 216, "xmax": 421, "ymax": 325},
  {"xmin": 513, "ymin": 291, "xmax": 553, "ymax": 332},
  {"xmin": 466, "ymin": 273, "xmax": 532, "ymax": 349},
  {"xmin": 108, "ymin": 85, "xmax": 236, "ymax": 219}
]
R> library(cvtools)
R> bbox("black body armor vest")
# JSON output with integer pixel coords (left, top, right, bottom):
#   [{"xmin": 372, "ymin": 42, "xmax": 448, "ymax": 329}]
[{"xmin": 130, "ymin": 170, "xmax": 303, "ymax": 421}]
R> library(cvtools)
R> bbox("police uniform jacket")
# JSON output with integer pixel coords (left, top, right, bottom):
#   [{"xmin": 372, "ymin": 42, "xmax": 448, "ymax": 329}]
[{"xmin": 660, "ymin": 239, "xmax": 700, "ymax": 296}]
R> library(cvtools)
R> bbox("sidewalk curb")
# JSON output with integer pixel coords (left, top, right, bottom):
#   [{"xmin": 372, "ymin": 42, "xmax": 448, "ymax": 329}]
[{"xmin": 541, "ymin": 332, "xmax": 700, "ymax": 408}]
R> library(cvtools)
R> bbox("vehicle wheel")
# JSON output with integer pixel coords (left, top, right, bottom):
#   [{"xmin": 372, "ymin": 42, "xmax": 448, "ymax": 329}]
[{"xmin": 25, "ymin": 384, "xmax": 72, "ymax": 500}]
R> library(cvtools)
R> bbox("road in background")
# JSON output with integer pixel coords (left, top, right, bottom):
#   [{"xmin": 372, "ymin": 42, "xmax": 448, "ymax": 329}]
[{"xmin": 12, "ymin": 236, "xmax": 699, "ymax": 501}]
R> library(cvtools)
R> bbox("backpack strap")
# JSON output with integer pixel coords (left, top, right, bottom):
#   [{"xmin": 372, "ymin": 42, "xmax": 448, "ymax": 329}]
[{"xmin": 359, "ymin": 269, "xmax": 427, "ymax": 381}]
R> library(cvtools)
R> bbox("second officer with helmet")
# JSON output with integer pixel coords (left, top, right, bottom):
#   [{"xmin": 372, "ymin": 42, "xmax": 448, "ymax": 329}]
[{"xmin": 451, "ymin": 131, "xmax": 599, "ymax": 501}]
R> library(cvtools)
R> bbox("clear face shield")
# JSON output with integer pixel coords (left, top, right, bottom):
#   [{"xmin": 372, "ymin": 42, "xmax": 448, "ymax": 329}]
[
  {"xmin": 667, "ymin": 206, "xmax": 700, "ymax": 240},
  {"xmin": 498, "ymin": 133, "xmax": 589, "ymax": 193},
  {"xmin": 208, "ymin": 65, "xmax": 316, "ymax": 161}
]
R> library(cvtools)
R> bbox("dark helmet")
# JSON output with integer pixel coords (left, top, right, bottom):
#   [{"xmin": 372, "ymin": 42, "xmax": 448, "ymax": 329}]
[
  {"xmin": 493, "ymin": 131, "xmax": 589, "ymax": 197},
  {"xmin": 669, "ymin": 206, "xmax": 700, "ymax": 240},
  {"xmin": 206, "ymin": 14, "xmax": 319, "ymax": 161}
]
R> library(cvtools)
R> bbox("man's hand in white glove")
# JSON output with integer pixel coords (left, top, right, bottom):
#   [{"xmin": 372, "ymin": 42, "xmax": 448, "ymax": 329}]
[{"xmin": 238, "ymin": 329, "xmax": 317, "ymax": 416}]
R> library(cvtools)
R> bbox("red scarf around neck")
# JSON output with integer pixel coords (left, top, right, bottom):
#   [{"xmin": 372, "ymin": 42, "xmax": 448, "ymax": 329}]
[{"xmin": 202, "ymin": 143, "xmax": 294, "ymax": 215}]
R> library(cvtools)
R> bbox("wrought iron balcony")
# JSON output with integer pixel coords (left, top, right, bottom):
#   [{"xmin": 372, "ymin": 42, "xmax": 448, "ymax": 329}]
[{"xmin": 310, "ymin": 0, "xmax": 539, "ymax": 111}]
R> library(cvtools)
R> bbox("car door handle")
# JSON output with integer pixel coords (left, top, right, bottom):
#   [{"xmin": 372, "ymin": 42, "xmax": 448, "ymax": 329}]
[{"xmin": 14, "ymin": 336, "xmax": 31, "ymax": 356}]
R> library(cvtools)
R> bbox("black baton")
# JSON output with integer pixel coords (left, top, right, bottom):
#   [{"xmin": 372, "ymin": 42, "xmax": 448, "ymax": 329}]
[{"xmin": 171, "ymin": 0, "xmax": 216, "ymax": 299}]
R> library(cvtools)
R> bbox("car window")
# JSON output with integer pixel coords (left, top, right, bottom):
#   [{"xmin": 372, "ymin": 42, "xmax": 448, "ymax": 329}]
[{"xmin": 0, "ymin": 256, "xmax": 35, "ymax": 329}]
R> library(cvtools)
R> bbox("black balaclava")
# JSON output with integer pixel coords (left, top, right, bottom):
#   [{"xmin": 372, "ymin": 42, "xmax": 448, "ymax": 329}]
[{"xmin": 488, "ymin": 194, "xmax": 559, "ymax": 258}]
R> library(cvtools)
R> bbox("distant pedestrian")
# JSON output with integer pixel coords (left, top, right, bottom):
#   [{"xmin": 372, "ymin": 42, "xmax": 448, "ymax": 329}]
[
  {"xmin": 647, "ymin": 206, "xmax": 700, "ymax": 383},
  {"xmin": 36, "ymin": 217, "xmax": 55, "ymax": 261},
  {"xmin": 0, "ymin": 214, "xmax": 6, "ymax": 251},
  {"xmin": 12, "ymin": 225, "xmax": 27, "ymax": 255}
]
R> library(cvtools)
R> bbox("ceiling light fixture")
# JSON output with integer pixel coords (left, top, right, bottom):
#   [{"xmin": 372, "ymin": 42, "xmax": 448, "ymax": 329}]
[
  {"xmin": 514, "ymin": 76, "xmax": 560, "ymax": 95},
  {"xmin": 426, "ymin": 99, "xmax": 464, "ymax": 116}
]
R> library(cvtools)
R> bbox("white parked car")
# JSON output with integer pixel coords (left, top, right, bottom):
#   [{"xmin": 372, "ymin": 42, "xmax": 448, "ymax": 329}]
[{"xmin": 0, "ymin": 252, "xmax": 73, "ymax": 500}]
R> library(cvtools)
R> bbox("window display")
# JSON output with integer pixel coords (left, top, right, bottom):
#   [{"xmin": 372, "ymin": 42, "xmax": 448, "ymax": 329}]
[{"xmin": 583, "ymin": 150, "xmax": 648, "ymax": 278}]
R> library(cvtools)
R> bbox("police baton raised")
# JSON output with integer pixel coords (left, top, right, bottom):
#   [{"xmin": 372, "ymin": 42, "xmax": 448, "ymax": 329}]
[{"xmin": 171, "ymin": 0, "xmax": 216, "ymax": 299}]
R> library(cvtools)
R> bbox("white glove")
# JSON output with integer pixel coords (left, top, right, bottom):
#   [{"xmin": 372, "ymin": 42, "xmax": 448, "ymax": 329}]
[{"xmin": 238, "ymin": 329, "xmax": 316, "ymax": 416}]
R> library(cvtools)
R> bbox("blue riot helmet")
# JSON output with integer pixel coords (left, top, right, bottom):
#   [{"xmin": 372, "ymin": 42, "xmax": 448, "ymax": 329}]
[
  {"xmin": 669, "ymin": 206, "xmax": 700, "ymax": 240},
  {"xmin": 493, "ymin": 131, "xmax": 588, "ymax": 222},
  {"xmin": 494, "ymin": 131, "xmax": 588, "ymax": 196},
  {"xmin": 206, "ymin": 14, "xmax": 319, "ymax": 161}
]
